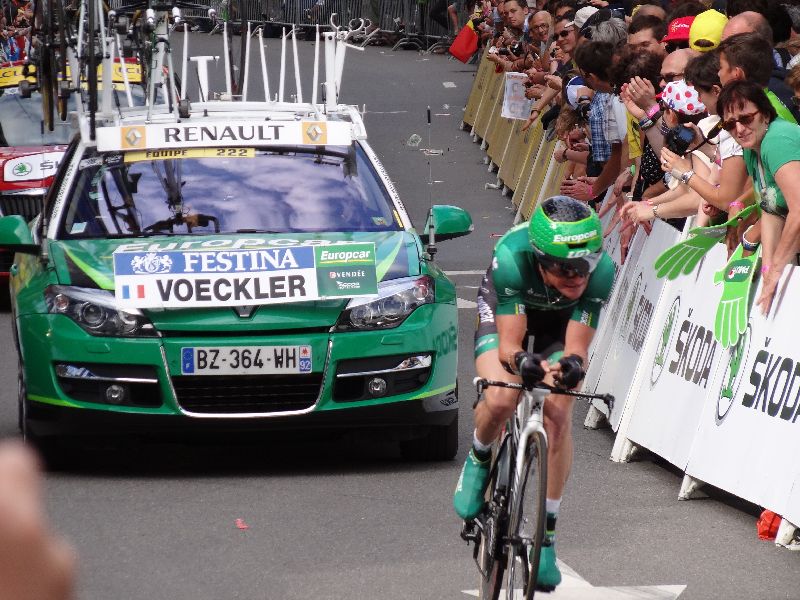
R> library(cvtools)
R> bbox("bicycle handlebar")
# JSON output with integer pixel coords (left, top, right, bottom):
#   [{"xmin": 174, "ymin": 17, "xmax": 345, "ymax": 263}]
[{"xmin": 473, "ymin": 376, "xmax": 615, "ymax": 408}]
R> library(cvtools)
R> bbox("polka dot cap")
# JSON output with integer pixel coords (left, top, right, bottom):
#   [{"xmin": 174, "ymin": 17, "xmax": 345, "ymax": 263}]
[{"xmin": 662, "ymin": 79, "xmax": 706, "ymax": 116}]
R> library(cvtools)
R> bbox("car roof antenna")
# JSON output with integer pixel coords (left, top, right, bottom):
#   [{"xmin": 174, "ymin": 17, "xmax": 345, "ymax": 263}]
[{"xmin": 426, "ymin": 106, "xmax": 437, "ymax": 259}]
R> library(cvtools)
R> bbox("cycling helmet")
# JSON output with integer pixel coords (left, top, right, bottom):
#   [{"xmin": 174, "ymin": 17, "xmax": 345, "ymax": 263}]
[{"xmin": 528, "ymin": 196, "xmax": 603, "ymax": 276}]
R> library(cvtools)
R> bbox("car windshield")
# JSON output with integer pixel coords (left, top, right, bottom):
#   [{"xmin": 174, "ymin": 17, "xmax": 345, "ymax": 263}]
[{"xmin": 58, "ymin": 144, "xmax": 402, "ymax": 237}]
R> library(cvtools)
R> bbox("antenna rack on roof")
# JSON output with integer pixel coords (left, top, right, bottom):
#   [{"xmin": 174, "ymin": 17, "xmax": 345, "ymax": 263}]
[{"xmin": 25, "ymin": 0, "xmax": 366, "ymax": 143}]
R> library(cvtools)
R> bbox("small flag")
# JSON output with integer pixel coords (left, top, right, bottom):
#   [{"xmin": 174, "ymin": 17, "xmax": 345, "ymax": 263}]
[{"xmin": 121, "ymin": 284, "xmax": 146, "ymax": 299}]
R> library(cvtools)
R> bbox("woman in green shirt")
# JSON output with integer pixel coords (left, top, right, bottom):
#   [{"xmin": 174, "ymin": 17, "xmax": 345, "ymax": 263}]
[{"xmin": 717, "ymin": 80, "xmax": 800, "ymax": 314}]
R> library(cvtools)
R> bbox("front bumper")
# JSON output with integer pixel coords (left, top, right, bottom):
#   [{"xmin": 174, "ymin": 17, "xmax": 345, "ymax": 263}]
[{"xmin": 18, "ymin": 302, "xmax": 459, "ymax": 438}]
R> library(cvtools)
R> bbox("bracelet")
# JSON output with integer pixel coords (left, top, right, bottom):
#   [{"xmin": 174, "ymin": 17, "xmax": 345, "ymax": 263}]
[
  {"xmin": 742, "ymin": 235, "xmax": 760, "ymax": 252},
  {"xmin": 629, "ymin": 164, "xmax": 636, "ymax": 176},
  {"xmin": 659, "ymin": 118, "xmax": 670, "ymax": 136},
  {"xmin": 652, "ymin": 203, "xmax": 660, "ymax": 218},
  {"xmin": 680, "ymin": 170, "xmax": 694, "ymax": 185},
  {"xmin": 639, "ymin": 117, "xmax": 655, "ymax": 131},
  {"xmin": 561, "ymin": 146, "xmax": 569, "ymax": 161},
  {"xmin": 728, "ymin": 200, "xmax": 745, "ymax": 212},
  {"xmin": 646, "ymin": 103, "xmax": 661, "ymax": 119}
]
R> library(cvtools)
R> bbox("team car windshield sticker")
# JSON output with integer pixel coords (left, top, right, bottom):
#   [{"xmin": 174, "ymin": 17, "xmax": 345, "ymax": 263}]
[
  {"xmin": 96, "ymin": 121, "xmax": 352, "ymax": 152},
  {"xmin": 123, "ymin": 148, "xmax": 256, "ymax": 162},
  {"xmin": 113, "ymin": 242, "xmax": 378, "ymax": 308}
]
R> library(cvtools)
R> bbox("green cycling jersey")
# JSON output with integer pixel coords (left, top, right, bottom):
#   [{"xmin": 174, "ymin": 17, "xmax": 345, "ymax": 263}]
[{"xmin": 491, "ymin": 223, "xmax": 616, "ymax": 328}]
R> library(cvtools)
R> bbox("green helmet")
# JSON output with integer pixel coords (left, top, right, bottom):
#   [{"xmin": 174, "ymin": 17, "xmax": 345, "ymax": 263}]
[{"xmin": 528, "ymin": 196, "xmax": 603, "ymax": 276}]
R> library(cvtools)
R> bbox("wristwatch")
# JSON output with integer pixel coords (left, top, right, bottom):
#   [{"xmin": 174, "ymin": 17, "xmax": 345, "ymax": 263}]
[{"xmin": 652, "ymin": 203, "xmax": 660, "ymax": 218}]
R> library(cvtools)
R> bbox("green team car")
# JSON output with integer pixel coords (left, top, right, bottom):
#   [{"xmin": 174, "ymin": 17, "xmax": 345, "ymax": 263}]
[{"xmin": 0, "ymin": 60, "xmax": 471, "ymax": 460}]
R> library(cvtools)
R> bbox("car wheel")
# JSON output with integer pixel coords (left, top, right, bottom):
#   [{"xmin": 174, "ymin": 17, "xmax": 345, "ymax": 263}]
[{"xmin": 399, "ymin": 412, "xmax": 458, "ymax": 462}]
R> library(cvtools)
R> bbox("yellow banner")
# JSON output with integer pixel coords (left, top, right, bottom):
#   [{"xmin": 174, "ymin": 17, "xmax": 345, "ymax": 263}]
[
  {"xmin": 0, "ymin": 61, "xmax": 142, "ymax": 91},
  {"xmin": 124, "ymin": 148, "xmax": 256, "ymax": 162}
]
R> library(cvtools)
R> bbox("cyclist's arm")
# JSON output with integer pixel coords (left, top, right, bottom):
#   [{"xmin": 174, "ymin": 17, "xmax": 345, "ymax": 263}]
[
  {"xmin": 563, "ymin": 319, "xmax": 595, "ymax": 367},
  {"xmin": 496, "ymin": 313, "xmax": 528, "ymax": 373}
]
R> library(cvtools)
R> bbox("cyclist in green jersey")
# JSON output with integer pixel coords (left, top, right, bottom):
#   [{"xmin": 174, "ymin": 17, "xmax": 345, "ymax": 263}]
[{"xmin": 454, "ymin": 196, "xmax": 615, "ymax": 590}]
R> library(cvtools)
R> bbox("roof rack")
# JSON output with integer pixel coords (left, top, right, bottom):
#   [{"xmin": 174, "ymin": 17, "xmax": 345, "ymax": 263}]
[{"xmin": 26, "ymin": 0, "xmax": 367, "ymax": 146}]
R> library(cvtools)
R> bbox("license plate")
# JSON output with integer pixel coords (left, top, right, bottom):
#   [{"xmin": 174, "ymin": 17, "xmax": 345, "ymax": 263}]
[{"xmin": 180, "ymin": 345, "xmax": 312, "ymax": 375}]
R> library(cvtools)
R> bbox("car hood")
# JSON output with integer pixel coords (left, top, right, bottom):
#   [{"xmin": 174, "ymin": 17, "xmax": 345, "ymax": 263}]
[
  {"xmin": 0, "ymin": 146, "xmax": 68, "ymax": 191},
  {"xmin": 49, "ymin": 231, "xmax": 423, "ymax": 330}
]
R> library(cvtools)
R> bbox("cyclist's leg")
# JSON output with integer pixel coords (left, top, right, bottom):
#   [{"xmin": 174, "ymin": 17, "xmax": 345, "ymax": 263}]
[{"xmin": 454, "ymin": 269, "xmax": 521, "ymax": 520}]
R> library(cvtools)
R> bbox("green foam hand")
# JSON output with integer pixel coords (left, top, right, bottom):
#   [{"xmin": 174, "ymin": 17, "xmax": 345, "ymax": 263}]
[
  {"xmin": 653, "ymin": 205, "xmax": 758, "ymax": 280},
  {"xmin": 653, "ymin": 233, "xmax": 720, "ymax": 280},
  {"xmin": 713, "ymin": 244, "xmax": 761, "ymax": 348}
]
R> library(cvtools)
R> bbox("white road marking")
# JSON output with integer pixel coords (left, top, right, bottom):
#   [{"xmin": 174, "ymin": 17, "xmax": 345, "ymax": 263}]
[
  {"xmin": 463, "ymin": 559, "xmax": 685, "ymax": 599},
  {"xmin": 443, "ymin": 81, "xmax": 457, "ymax": 88},
  {"xmin": 458, "ymin": 298, "xmax": 477, "ymax": 309},
  {"xmin": 445, "ymin": 270, "xmax": 485, "ymax": 275}
]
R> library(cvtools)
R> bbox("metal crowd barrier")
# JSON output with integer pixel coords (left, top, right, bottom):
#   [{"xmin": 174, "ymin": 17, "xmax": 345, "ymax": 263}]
[{"xmin": 460, "ymin": 50, "xmax": 568, "ymax": 222}]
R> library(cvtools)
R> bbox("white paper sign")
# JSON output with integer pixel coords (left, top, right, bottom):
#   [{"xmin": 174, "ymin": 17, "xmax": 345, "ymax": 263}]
[{"xmin": 501, "ymin": 72, "xmax": 533, "ymax": 120}]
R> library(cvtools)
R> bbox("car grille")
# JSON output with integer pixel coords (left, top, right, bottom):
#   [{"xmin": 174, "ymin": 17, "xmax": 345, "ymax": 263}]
[
  {"xmin": 172, "ymin": 373, "xmax": 323, "ymax": 414},
  {"xmin": 0, "ymin": 193, "xmax": 43, "ymax": 222}
]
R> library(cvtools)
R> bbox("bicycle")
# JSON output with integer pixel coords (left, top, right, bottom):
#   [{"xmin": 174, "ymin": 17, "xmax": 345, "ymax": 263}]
[{"xmin": 460, "ymin": 374, "xmax": 614, "ymax": 600}]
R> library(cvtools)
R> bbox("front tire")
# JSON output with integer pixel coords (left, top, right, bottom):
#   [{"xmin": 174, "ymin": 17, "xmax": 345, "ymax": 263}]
[{"xmin": 505, "ymin": 431, "xmax": 547, "ymax": 600}]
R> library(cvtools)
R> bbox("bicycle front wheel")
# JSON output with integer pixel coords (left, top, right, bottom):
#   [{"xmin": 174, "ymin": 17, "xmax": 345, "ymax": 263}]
[
  {"xmin": 505, "ymin": 430, "xmax": 547, "ymax": 600},
  {"xmin": 478, "ymin": 437, "xmax": 513, "ymax": 600}
]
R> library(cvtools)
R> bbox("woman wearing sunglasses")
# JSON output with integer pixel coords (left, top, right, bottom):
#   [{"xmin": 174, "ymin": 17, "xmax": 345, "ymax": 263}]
[{"xmin": 717, "ymin": 80, "xmax": 800, "ymax": 314}]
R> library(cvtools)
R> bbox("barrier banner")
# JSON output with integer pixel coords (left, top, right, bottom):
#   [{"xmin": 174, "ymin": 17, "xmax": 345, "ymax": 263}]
[
  {"xmin": 501, "ymin": 72, "xmax": 533, "ymax": 120},
  {"xmin": 624, "ymin": 242, "xmax": 727, "ymax": 467},
  {"xmin": 685, "ymin": 270, "xmax": 800, "ymax": 526},
  {"xmin": 586, "ymin": 220, "xmax": 681, "ymax": 430},
  {"xmin": 472, "ymin": 72, "xmax": 502, "ymax": 142},
  {"xmin": 463, "ymin": 51, "xmax": 493, "ymax": 128}
]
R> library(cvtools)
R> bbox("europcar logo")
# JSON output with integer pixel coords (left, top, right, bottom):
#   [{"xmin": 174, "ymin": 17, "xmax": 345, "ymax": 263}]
[
  {"xmin": 716, "ymin": 324, "xmax": 752, "ymax": 424},
  {"xmin": 130, "ymin": 253, "xmax": 173, "ymax": 274},
  {"xmin": 553, "ymin": 231, "xmax": 597, "ymax": 244},
  {"xmin": 651, "ymin": 296, "xmax": 681, "ymax": 387},
  {"xmin": 725, "ymin": 259, "xmax": 753, "ymax": 283}
]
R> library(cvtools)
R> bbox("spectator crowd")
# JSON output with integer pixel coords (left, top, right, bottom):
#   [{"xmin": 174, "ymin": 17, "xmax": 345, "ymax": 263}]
[{"xmin": 472, "ymin": 0, "xmax": 800, "ymax": 313}]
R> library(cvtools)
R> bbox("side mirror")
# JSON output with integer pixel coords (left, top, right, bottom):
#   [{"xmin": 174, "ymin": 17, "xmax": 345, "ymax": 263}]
[
  {"xmin": 0, "ymin": 216, "xmax": 39, "ymax": 254},
  {"xmin": 424, "ymin": 205, "xmax": 473, "ymax": 242}
]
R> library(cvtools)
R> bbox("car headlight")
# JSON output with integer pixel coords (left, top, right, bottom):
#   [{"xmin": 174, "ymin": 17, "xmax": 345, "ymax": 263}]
[
  {"xmin": 44, "ymin": 285, "xmax": 158, "ymax": 337},
  {"xmin": 334, "ymin": 275, "xmax": 435, "ymax": 331}
]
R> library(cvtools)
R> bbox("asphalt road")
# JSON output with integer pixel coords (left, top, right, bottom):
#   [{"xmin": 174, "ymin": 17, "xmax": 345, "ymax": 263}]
[{"xmin": 0, "ymin": 32, "xmax": 797, "ymax": 599}]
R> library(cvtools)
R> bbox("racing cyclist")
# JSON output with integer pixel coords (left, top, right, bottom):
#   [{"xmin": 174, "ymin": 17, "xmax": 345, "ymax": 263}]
[{"xmin": 453, "ymin": 196, "xmax": 615, "ymax": 590}]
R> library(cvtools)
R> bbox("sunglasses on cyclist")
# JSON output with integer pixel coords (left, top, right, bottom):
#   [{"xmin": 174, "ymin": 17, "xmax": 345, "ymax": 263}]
[
  {"xmin": 537, "ymin": 254, "xmax": 599, "ymax": 278},
  {"xmin": 720, "ymin": 111, "xmax": 760, "ymax": 132}
]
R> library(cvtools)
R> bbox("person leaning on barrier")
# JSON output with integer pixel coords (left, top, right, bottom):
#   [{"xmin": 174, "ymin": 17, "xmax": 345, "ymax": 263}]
[
  {"xmin": 487, "ymin": 0, "xmax": 533, "ymax": 71},
  {"xmin": 621, "ymin": 78, "xmax": 708, "ymax": 227},
  {"xmin": 522, "ymin": 11, "xmax": 579, "ymax": 131},
  {"xmin": 716, "ymin": 80, "xmax": 800, "ymax": 314},
  {"xmin": 656, "ymin": 51, "xmax": 752, "ymax": 243},
  {"xmin": 561, "ymin": 40, "xmax": 626, "ymax": 203}
]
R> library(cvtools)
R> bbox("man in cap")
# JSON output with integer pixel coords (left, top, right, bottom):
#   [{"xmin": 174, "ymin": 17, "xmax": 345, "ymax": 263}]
[{"xmin": 689, "ymin": 9, "xmax": 727, "ymax": 52}]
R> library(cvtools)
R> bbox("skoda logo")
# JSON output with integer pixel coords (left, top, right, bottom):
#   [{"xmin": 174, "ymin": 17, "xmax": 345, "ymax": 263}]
[
  {"xmin": 11, "ymin": 162, "xmax": 32, "ymax": 177},
  {"xmin": 716, "ymin": 324, "xmax": 751, "ymax": 425},
  {"xmin": 651, "ymin": 296, "xmax": 681, "ymax": 388}
]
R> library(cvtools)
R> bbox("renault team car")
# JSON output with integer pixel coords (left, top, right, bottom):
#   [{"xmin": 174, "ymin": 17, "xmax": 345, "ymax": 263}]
[{"xmin": 0, "ymin": 96, "xmax": 472, "ymax": 461}]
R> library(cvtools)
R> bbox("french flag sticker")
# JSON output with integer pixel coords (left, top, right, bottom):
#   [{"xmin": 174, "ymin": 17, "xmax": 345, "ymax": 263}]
[{"xmin": 121, "ymin": 284, "xmax": 146, "ymax": 299}]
